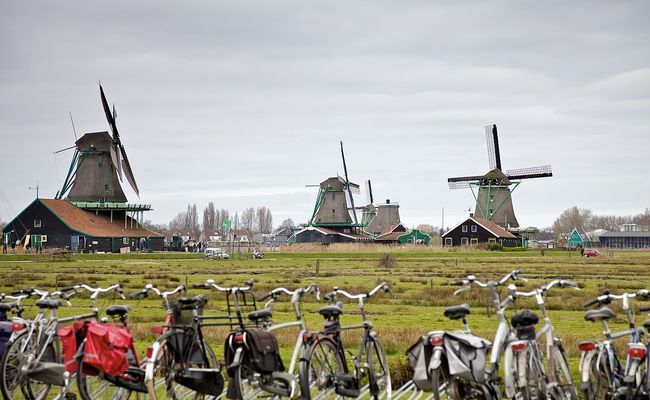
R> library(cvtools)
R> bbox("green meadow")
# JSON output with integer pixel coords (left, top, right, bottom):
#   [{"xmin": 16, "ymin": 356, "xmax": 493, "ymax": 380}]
[{"xmin": 1, "ymin": 248, "xmax": 649, "ymax": 393}]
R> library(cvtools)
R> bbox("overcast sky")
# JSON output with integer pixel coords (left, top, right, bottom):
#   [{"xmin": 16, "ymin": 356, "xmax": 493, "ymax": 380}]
[{"xmin": 1, "ymin": 1, "xmax": 648, "ymax": 230}]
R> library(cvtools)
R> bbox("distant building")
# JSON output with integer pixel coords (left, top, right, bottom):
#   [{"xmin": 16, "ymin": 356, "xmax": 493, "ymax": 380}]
[
  {"xmin": 291, "ymin": 226, "xmax": 373, "ymax": 244},
  {"xmin": 232, "ymin": 229, "xmax": 252, "ymax": 242},
  {"xmin": 441, "ymin": 215, "xmax": 518, "ymax": 247},
  {"xmin": 374, "ymin": 223, "xmax": 408, "ymax": 243},
  {"xmin": 620, "ymin": 224, "xmax": 649, "ymax": 232},
  {"xmin": 2, "ymin": 198, "xmax": 163, "ymax": 252},
  {"xmin": 599, "ymin": 231, "xmax": 650, "ymax": 249}
]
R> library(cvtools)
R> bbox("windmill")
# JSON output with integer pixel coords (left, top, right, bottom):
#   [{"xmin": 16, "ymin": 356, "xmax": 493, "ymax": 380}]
[
  {"xmin": 306, "ymin": 142, "xmax": 363, "ymax": 227},
  {"xmin": 56, "ymin": 84, "xmax": 140, "ymax": 203},
  {"xmin": 447, "ymin": 124, "xmax": 552, "ymax": 229}
]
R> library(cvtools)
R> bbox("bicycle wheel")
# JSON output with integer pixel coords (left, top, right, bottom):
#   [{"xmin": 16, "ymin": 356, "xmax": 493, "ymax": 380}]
[
  {"xmin": 232, "ymin": 356, "xmax": 259, "ymax": 400},
  {"xmin": 582, "ymin": 352, "xmax": 610, "ymax": 400},
  {"xmin": 513, "ymin": 346, "xmax": 545, "ymax": 400},
  {"xmin": 146, "ymin": 334, "xmax": 219, "ymax": 400},
  {"xmin": 550, "ymin": 344, "xmax": 578, "ymax": 400},
  {"xmin": 75, "ymin": 341, "xmax": 133, "ymax": 400},
  {"xmin": 365, "ymin": 335, "xmax": 391, "ymax": 400},
  {"xmin": 299, "ymin": 336, "xmax": 344, "ymax": 400},
  {"xmin": 0, "ymin": 331, "xmax": 53, "ymax": 400}
]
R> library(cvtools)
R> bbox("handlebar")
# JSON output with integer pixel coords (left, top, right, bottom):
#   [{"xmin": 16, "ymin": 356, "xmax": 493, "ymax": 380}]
[
  {"xmin": 323, "ymin": 282, "xmax": 390, "ymax": 302},
  {"xmin": 192, "ymin": 279, "xmax": 254, "ymax": 293},
  {"xmin": 583, "ymin": 289, "xmax": 649, "ymax": 309},
  {"xmin": 67, "ymin": 283, "xmax": 125, "ymax": 300},
  {"xmin": 451, "ymin": 270, "xmax": 526, "ymax": 295},
  {"xmin": 128, "ymin": 284, "xmax": 186, "ymax": 299},
  {"xmin": 258, "ymin": 284, "xmax": 320, "ymax": 302}
]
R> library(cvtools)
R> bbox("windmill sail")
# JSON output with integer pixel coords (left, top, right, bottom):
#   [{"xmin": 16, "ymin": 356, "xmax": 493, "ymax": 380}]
[
  {"xmin": 99, "ymin": 84, "xmax": 139, "ymax": 196},
  {"xmin": 340, "ymin": 141, "xmax": 358, "ymax": 224},
  {"xmin": 485, "ymin": 124, "xmax": 502, "ymax": 171}
]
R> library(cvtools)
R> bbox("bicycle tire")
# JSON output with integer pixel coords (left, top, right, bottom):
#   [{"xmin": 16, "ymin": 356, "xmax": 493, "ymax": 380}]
[
  {"xmin": 0, "ymin": 331, "xmax": 54, "ymax": 400},
  {"xmin": 298, "ymin": 336, "xmax": 344, "ymax": 400},
  {"xmin": 513, "ymin": 345, "xmax": 545, "ymax": 400},
  {"xmin": 582, "ymin": 352, "xmax": 610, "ymax": 400},
  {"xmin": 75, "ymin": 341, "xmax": 133, "ymax": 400},
  {"xmin": 232, "ymin": 358, "xmax": 259, "ymax": 400},
  {"xmin": 550, "ymin": 344, "xmax": 578, "ymax": 400},
  {"xmin": 365, "ymin": 335, "xmax": 391, "ymax": 400},
  {"xmin": 145, "ymin": 333, "xmax": 219, "ymax": 400}
]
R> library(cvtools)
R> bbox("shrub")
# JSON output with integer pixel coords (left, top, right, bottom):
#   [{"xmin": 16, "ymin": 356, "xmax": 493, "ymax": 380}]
[{"xmin": 377, "ymin": 254, "xmax": 397, "ymax": 269}]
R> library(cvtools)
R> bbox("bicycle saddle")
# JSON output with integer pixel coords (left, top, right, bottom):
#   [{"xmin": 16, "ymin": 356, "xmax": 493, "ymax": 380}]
[
  {"xmin": 0, "ymin": 302, "xmax": 17, "ymax": 312},
  {"xmin": 106, "ymin": 305, "xmax": 130, "ymax": 317},
  {"xmin": 584, "ymin": 307, "xmax": 615, "ymax": 322},
  {"xmin": 178, "ymin": 295, "xmax": 207, "ymax": 306},
  {"xmin": 319, "ymin": 302, "xmax": 343, "ymax": 319},
  {"xmin": 248, "ymin": 307, "xmax": 273, "ymax": 321},
  {"xmin": 511, "ymin": 310, "xmax": 539, "ymax": 328},
  {"xmin": 443, "ymin": 304, "xmax": 471, "ymax": 320},
  {"xmin": 35, "ymin": 299, "xmax": 61, "ymax": 309}
]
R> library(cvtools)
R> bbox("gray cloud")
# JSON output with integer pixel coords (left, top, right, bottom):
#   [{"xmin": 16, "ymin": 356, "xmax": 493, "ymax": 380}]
[{"xmin": 1, "ymin": 0, "xmax": 648, "ymax": 229}]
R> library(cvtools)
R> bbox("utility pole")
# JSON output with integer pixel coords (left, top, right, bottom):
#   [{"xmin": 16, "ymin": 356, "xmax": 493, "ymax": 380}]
[{"xmin": 29, "ymin": 181, "xmax": 39, "ymax": 199}]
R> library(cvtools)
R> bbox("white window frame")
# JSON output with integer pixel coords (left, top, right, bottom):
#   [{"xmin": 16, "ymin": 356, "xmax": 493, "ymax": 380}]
[
  {"xmin": 34, "ymin": 219, "xmax": 41, "ymax": 228},
  {"xmin": 471, "ymin": 225, "xmax": 477, "ymax": 232},
  {"xmin": 470, "ymin": 238, "xmax": 479, "ymax": 245},
  {"xmin": 461, "ymin": 237, "xmax": 469, "ymax": 246},
  {"xmin": 462, "ymin": 225, "xmax": 468, "ymax": 233},
  {"xmin": 445, "ymin": 237, "xmax": 453, "ymax": 246},
  {"xmin": 488, "ymin": 238, "xmax": 497, "ymax": 243}
]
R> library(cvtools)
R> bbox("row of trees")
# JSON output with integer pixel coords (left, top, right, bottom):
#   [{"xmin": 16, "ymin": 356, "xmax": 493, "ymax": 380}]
[
  {"xmin": 145, "ymin": 203, "xmax": 283, "ymax": 240},
  {"xmin": 551, "ymin": 207, "xmax": 650, "ymax": 236}
]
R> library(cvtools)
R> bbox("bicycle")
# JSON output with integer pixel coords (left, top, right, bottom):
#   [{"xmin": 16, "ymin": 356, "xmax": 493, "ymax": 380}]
[
  {"xmin": 227, "ymin": 283, "xmax": 320, "ymax": 399},
  {"xmin": 578, "ymin": 289, "xmax": 649, "ymax": 400},
  {"xmin": 410, "ymin": 269, "xmax": 525, "ymax": 400},
  {"xmin": 146, "ymin": 279, "xmax": 253, "ymax": 400},
  {"xmin": 75, "ymin": 283, "xmax": 187, "ymax": 400},
  {"xmin": 1, "ymin": 293, "xmax": 30, "ymax": 361},
  {"xmin": 501, "ymin": 280, "xmax": 580, "ymax": 400},
  {"xmin": 298, "ymin": 282, "xmax": 391, "ymax": 400},
  {"xmin": 0, "ymin": 286, "xmax": 99, "ymax": 400}
]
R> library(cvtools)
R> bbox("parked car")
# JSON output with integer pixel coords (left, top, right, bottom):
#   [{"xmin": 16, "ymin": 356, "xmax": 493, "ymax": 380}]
[
  {"xmin": 583, "ymin": 248, "xmax": 600, "ymax": 257},
  {"xmin": 204, "ymin": 247, "xmax": 229, "ymax": 260}
]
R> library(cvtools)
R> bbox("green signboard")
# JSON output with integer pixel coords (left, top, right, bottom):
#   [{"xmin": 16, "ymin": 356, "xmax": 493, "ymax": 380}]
[{"xmin": 222, "ymin": 220, "xmax": 231, "ymax": 229}]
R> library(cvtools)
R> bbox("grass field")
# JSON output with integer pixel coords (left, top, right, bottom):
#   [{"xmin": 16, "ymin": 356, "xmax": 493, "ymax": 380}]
[{"xmin": 1, "ymin": 248, "xmax": 649, "ymax": 396}]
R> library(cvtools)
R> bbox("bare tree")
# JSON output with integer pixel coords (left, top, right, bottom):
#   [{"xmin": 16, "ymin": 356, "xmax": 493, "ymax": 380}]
[
  {"xmin": 233, "ymin": 212, "xmax": 240, "ymax": 230},
  {"xmin": 552, "ymin": 207, "xmax": 593, "ymax": 236},
  {"xmin": 203, "ymin": 202, "xmax": 217, "ymax": 234},
  {"xmin": 256, "ymin": 207, "xmax": 273, "ymax": 233},
  {"xmin": 241, "ymin": 207, "xmax": 256, "ymax": 233},
  {"xmin": 185, "ymin": 203, "xmax": 200, "ymax": 239},
  {"xmin": 280, "ymin": 218, "xmax": 295, "ymax": 229}
]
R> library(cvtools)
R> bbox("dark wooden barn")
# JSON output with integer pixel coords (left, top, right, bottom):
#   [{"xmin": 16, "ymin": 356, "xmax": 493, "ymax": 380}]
[
  {"xmin": 2, "ymin": 198, "xmax": 164, "ymax": 253},
  {"xmin": 291, "ymin": 226, "xmax": 373, "ymax": 244},
  {"xmin": 442, "ymin": 215, "xmax": 518, "ymax": 247}
]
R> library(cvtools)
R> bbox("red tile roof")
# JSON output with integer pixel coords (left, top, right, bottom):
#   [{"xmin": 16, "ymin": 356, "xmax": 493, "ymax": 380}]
[
  {"xmin": 40, "ymin": 199, "xmax": 163, "ymax": 238},
  {"xmin": 473, "ymin": 217, "xmax": 516, "ymax": 238}
]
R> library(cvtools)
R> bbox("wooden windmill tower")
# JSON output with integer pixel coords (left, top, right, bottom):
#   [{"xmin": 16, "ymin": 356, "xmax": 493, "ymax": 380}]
[
  {"xmin": 447, "ymin": 124, "xmax": 552, "ymax": 228},
  {"xmin": 56, "ymin": 84, "xmax": 140, "ymax": 203},
  {"xmin": 307, "ymin": 142, "xmax": 362, "ymax": 228}
]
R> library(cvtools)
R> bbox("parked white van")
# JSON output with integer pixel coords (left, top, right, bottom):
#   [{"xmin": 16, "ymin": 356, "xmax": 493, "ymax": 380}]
[{"xmin": 204, "ymin": 247, "xmax": 229, "ymax": 260}]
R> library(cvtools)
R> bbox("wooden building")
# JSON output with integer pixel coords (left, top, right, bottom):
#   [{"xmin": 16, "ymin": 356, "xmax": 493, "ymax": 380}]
[
  {"xmin": 2, "ymin": 198, "xmax": 163, "ymax": 253},
  {"xmin": 442, "ymin": 215, "xmax": 517, "ymax": 247}
]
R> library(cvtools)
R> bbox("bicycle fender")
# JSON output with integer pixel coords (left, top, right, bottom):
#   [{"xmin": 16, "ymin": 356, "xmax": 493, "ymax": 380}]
[
  {"xmin": 144, "ymin": 339, "xmax": 163, "ymax": 384},
  {"xmin": 503, "ymin": 344, "xmax": 515, "ymax": 398},
  {"xmin": 230, "ymin": 346, "xmax": 244, "ymax": 369},
  {"xmin": 579, "ymin": 349, "xmax": 597, "ymax": 385},
  {"xmin": 429, "ymin": 347, "xmax": 443, "ymax": 370}
]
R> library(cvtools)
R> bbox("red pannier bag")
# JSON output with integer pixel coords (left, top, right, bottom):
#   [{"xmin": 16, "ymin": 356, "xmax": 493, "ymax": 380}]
[
  {"xmin": 82, "ymin": 322, "xmax": 132, "ymax": 376},
  {"xmin": 58, "ymin": 321, "xmax": 87, "ymax": 373}
]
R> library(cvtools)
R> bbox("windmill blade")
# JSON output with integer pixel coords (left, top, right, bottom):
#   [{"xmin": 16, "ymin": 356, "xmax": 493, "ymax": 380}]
[
  {"xmin": 506, "ymin": 165, "xmax": 552, "ymax": 180},
  {"xmin": 119, "ymin": 144, "xmax": 140, "ymax": 197},
  {"xmin": 365, "ymin": 180, "xmax": 374, "ymax": 204},
  {"xmin": 448, "ymin": 175, "xmax": 483, "ymax": 183},
  {"xmin": 109, "ymin": 145, "xmax": 122, "ymax": 181},
  {"xmin": 340, "ymin": 141, "xmax": 358, "ymax": 224},
  {"xmin": 448, "ymin": 181, "xmax": 471, "ymax": 189},
  {"xmin": 100, "ymin": 84, "xmax": 120, "ymax": 141},
  {"xmin": 485, "ymin": 124, "xmax": 502, "ymax": 171}
]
